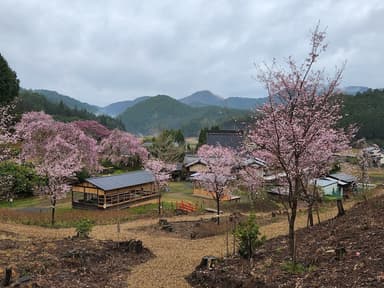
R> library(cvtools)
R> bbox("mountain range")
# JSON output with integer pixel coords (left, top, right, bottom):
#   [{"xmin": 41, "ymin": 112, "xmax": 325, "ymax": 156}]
[
  {"xmin": 32, "ymin": 89, "xmax": 266, "ymax": 116},
  {"xmin": 30, "ymin": 85, "xmax": 372, "ymax": 136},
  {"xmin": 33, "ymin": 86, "xmax": 368, "ymax": 117}
]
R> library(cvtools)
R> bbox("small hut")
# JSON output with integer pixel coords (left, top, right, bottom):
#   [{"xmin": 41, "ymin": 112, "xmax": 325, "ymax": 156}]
[
  {"xmin": 71, "ymin": 170, "xmax": 157, "ymax": 210},
  {"xmin": 328, "ymin": 172, "xmax": 357, "ymax": 197}
]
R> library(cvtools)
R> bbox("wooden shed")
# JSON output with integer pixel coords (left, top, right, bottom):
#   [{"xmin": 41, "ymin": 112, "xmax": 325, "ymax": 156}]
[{"xmin": 71, "ymin": 170, "xmax": 157, "ymax": 210}]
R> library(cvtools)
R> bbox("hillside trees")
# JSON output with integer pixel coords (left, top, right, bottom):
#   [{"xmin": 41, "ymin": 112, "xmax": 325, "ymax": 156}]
[
  {"xmin": 197, "ymin": 126, "xmax": 220, "ymax": 149},
  {"xmin": 16, "ymin": 89, "xmax": 125, "ymax": 131},
  {"xmin": 196, "ymin": 145, "xmax": 237, "ymax": 224},
  {"xmin": 148, "ymin": 130, "xmax": 185, "ymax": 163},
  {"xmin": 15, "ymin": 112, "xmax": 99, "ymax": 225},
  {"xmin": 99, "ymin": 129, "xmax": 148, "ymax": 169},
  {"xmin": 340, "ymin": 89, "xmax": 384, "ymax": 144},
  {"xmin": 0, "ymin": 161, "xmax": 40, "ymax": 201},
  {"xmin": 246, "ymin": 25, "xmax": 352, "ymax": 262},
  {"xmin": 0, "ymin": 53, "xmax": 19, "ymax": 105}
]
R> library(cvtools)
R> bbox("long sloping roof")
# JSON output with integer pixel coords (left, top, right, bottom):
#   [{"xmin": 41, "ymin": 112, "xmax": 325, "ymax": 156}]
[
  {"xmin": 328, "ymin": 173, "xmax": 356, "ymax": 183},
  {"xmin": 315, "ymin": 178, "xmax": 338, "ymax": 188},
  {"xmin": 86, "ymin": 170, "xmax": 155, "ymax": 191},
  {"xmin": 206, "ymin": 130, "xmax": 243, "ymax": 149}
]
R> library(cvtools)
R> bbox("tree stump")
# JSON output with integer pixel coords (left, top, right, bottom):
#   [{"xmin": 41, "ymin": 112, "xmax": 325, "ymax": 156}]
[
  {"xmin": 335, "ymin": 246, "xmax": 346, "ymax": 260},
  {"xmin": 159, "ymin": 218, "xmax": 168, "ymax": 226},
  {"xmin": 3, "ymin": 267, "xmax": 12, "ymax": 287},
  {"xmin": 198, "ymin": 256, "xmax": 217, "ymax": 270}
]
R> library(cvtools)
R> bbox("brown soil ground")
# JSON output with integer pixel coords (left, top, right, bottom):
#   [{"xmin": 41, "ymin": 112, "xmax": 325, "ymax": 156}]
[
  {"xmin": 132, "ymin": 212, "xmax": 282, "ymax": 240},
  {"xmin": 187, "ymin": 196, "xmax": 384, "ymax": 288},
  {"xmin": 0, "ymin": 198, "xmax": 362, "ymax": 288},
  {"xmin": 0, "ymin": 235, "xmax": 153, "ymax": 287}
]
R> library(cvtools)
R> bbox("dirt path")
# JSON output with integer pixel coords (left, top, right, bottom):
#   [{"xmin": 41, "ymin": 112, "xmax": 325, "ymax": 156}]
[{"xmin": 0, "ymin": 200, "xmax": 357, "ymax": 287}]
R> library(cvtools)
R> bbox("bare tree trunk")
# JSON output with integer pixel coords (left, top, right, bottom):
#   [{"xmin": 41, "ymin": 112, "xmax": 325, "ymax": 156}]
[
  {"xmin": 158, "ymin": 191, "xmax": 161, "ymax": 216},
  {"xmin": 316, "ymin": 204, "xmax": 321, "ymax": 224},
  {"xmin": 288, "ymin": 204, "xmax": 297, "ymax": 263},
  {"xmin": 336, "ymin": 199, "xmax": 345, "ymax": 217},
  {"xmin": 307, "ymin": 204, "xmax": 314, "ymax": 227},
  {"xmin": 216, "ymin": 196, "xmax": 220, "ymax": 225},
  {"xmin": 51, "ymin": 197, "xmax": 56, "ymax": 226}
]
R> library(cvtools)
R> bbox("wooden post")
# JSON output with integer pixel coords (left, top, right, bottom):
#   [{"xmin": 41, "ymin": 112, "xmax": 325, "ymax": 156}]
[
  {"xmin": 3, "ymin": 266, "xmax": 12, "ymax": 286},
  {"xmin": 226, "ymin": 217, "xmax": 229, "ymax": 257}
]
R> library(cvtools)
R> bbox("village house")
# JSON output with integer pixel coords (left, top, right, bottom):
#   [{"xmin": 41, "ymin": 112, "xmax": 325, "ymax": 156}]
[
  {"xmin": 315, "ymin": 177, "xmax": 342, "ymax": 197},
  {"xmin": 206, "ymin": 130, "xmax": 244, "ymax": 150},
  {"xmin": 363, "ymin": 145, "xmax": 384, "ymax": 167},
  {"xmin": 183, "ymin": 155, "xmax": 207, "ymax": 178},
  {"xmin": 327, "ymin": 172, "xmax": 357, "ymax": 197},
  {"xmin": 71, "ymin": 170, "xmax": 157, "ymax": 210}
]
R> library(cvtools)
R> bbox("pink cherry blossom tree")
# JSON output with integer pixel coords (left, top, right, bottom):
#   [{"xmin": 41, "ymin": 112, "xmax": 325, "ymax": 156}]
[
  {"xmin": 144, "ymin": 158, "xmax": 176, "ymax": 215},
  {"xmin": 72, "ymin": 120, "xmax": 111, "ymax": 141},
  {"xmin": 99, "ymin": 129, "xmax": 148, "ymax": 169},
  {"xmin": 0, "ymin": 103, "xmax": 16, "ymax": 161},
  {"xmin": 196, "ymin": 144, "xmax": 238, "ymax": 224},
  {"xmin": 237, "ymin": 160, "xmax": 265, "ymax": 204},
  {"xmin": 15, "ymin": 111, "xmax": 99, "ymax": 225},
  {"xmin": 246, "ymin": 25, "xmax": 353, "ymax": 262}
]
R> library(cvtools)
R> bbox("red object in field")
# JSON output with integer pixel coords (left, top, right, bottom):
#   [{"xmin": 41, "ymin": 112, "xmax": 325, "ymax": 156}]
[{"xmin": 176, "ymin": 201, "xmax": 197, "ymax": 213}]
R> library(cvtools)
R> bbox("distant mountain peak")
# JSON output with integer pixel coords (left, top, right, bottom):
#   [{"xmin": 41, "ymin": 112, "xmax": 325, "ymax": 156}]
[
  {"xmin": 180, "ymin": 90, "xmax": 224, "ymax": 107},
  {"xmin": 341, "ymin": 86, "xmax": 369, "ymax": 95}
]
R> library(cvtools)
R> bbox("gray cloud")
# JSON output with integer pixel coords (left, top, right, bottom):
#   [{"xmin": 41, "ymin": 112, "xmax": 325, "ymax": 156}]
[{"xmin": 0, "ymin": 0, "xmax": 383, "ymax": 106}]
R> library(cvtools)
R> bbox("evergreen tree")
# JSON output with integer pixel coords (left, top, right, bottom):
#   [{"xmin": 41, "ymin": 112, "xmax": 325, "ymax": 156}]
[{"xmin": 0, "ymin": 53, "xmax": 19, "ymax": 105}]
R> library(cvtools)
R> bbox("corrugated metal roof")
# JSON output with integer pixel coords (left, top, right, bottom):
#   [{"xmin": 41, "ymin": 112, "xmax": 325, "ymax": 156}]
[
  {"xmin": 86, "ymin": 170, "xmax": 155, "ymax": 191},
  {"xmin": 315, "ymin": 178, "xmax": 338, "ymax": 188},
  {"xmin": 183, "ymin": 155, "xmax": 200, "ymax": 165},
  {"xmin": 329, "ymin": 173, "xmax": 356, "ymax": 183}
]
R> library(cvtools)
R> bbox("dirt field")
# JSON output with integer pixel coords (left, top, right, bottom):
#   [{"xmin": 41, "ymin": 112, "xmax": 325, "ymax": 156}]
[
  {"xmin": 0, "ymin": 199, "xmax": 358, "ymax": 288},
  {"xmin": 188, "ymin": 196, "xmax": 384, "ymax": 288}
]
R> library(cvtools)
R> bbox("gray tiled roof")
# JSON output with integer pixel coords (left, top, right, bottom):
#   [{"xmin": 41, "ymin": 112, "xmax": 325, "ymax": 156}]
[
  {"xmin": 207, "ymin": 130, "xmax": 243, "ymax": 150},
  {"xmin": 86, "ymin": 170, "xmax": 155, "ymax": 191}
]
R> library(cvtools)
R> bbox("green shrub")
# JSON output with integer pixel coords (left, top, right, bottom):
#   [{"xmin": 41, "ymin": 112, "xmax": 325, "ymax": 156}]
[
  {"xmin": 75, "ymin": 218, "xmax": 94, "ymax": 238},
  {"xmin": 233, "ymin": 213, "xmax": 265, "ymax": 259},
  {"xmin": 281, "ymin": 261, "xmax": 317, "ymax": 274}
]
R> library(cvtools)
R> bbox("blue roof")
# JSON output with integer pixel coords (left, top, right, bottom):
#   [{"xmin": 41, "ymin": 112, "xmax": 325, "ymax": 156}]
[{"xmin": 86, "ymin": 170, "xmax": 155, "ymax": 191}]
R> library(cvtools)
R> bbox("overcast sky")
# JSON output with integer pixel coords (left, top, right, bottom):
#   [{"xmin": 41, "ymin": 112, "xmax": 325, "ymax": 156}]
[{"xmin": 0, "ymin": 0, "xmax": 383, "ymax": 106}]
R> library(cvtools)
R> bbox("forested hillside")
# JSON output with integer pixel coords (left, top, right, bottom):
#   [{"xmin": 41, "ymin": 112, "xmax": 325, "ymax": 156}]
[
  {"xmin": 118, "ymin": 95, "xmax": 248, "ymax": 136},
  {"xmin": 33, "ymin": 89, "xmax": 100, "ymax": 114},
  {"xmin": 16, "ymin": 89, "xmax": 125, "ymax": 130},
  {"xmin": 341, "ymin": 89, "xmax": 384, "ymax": 144}
]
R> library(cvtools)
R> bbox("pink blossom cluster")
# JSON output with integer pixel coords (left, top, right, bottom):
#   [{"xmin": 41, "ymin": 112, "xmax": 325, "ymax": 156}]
[
  {"xmin": 144, "ymin": 159, "xmax": 176, "ymax": 190},
  {"xmin": 0, "ymin": 104, "xmax": 16, "ymax": 161},
  {"xmin": 196, "ymin": 144, "xmax": 238, "ymax": 199},
  {"xmin": 247, "ymin": 30, "xmax": 353, "ymax": 189},
  {"xmin": 72, "ymin": 120, "xmax": 111, "ymax": 141},
  {"xmin": 99, "ymin": 129, "xmax": 149, "ymax": 168},
  {"xmin": 15, "ymin": 112, "xmax": 99, "ymax": 199}
]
